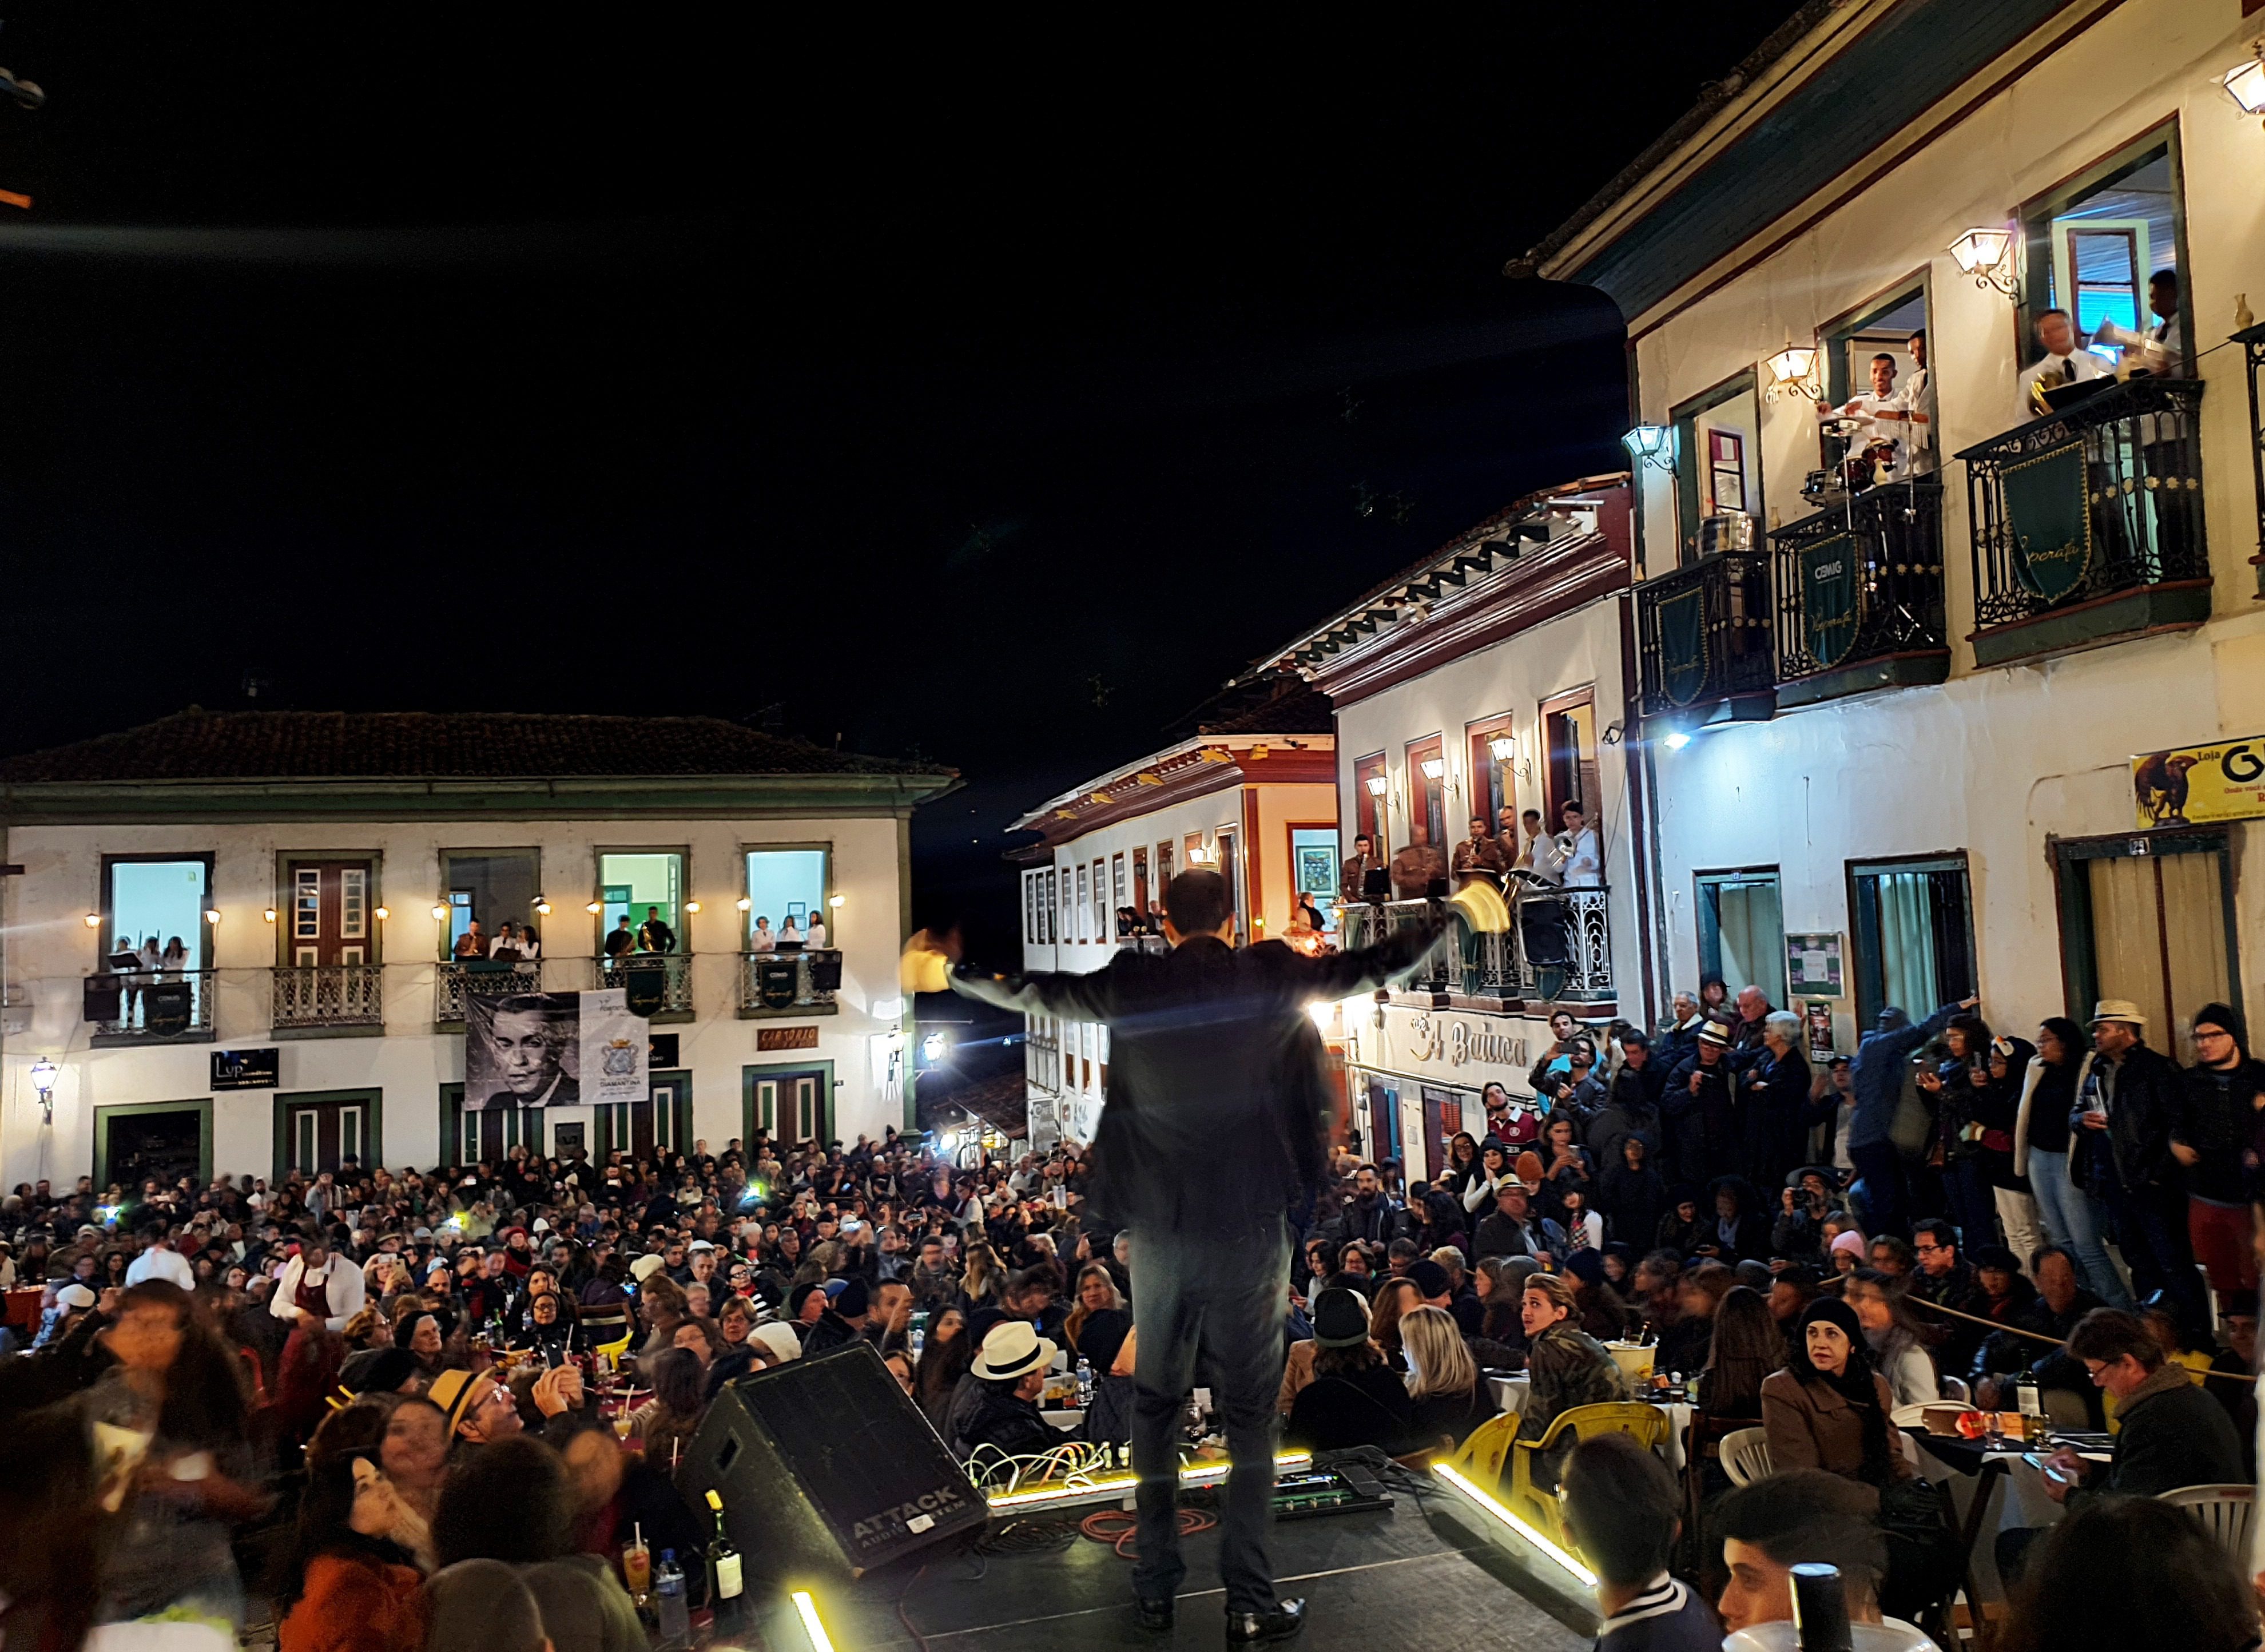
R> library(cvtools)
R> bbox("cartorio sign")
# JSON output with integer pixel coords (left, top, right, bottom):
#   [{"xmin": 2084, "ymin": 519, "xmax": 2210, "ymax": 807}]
[{"xmin": 2132, "ymin": 734, "xmax": 2265, "ymax": 828}]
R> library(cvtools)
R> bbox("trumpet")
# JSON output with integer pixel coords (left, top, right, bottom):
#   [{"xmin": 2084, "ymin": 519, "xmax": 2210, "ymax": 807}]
[{"xmin": 2090, "ymin": 319, "xmax": 2171, "ymax": 380}]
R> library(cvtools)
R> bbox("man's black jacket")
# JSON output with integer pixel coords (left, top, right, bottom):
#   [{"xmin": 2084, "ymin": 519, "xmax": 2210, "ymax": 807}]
[{"xmin": 952, "ymin": 924, "xmax": 1442, "ymax": 1236}]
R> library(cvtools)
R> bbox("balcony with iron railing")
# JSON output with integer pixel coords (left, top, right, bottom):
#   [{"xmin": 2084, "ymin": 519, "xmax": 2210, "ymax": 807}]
[
  {"xmin": 1632, "ymin": 550, "xmax": 1776, "ymax": 723},
  {"xmin": 272, "ymin": 963, "xmax": 386, "ymax": 1035},
  {"xmin": 1771, "ymin": 479, "xmax": 1948, "ymax": 708},
  {"xmin": 84, "ymin": 970, "xmax": 216, "ymax": 1045},
  {"xmin": 1336, "ymin": 884, "xmax": 1614, "ymax": 1005},
  {"xmin": 1115, "ymin": 934, "xmax": 1169, "ymax": 956},
  {"xmin": 601, "ymin": 951, "xmax": 694, "ymax": 1020},
  {"xmin": 1960, "ymin": 377, "xmax": 2208, "ymax": 668},
  {"xmin": 737, "ymin": 949, "xmax": 842, "ymax": 1016},
  {"xmin": 435, "ymin": 958, "xmax": 544, "ymax": 1025}
]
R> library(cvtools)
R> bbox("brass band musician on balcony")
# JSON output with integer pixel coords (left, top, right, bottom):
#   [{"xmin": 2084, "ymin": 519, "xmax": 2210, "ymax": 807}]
[
  {"xmin": 1339, "ymin": 833, "xmax": 1377, "ymax": 903},
  {"xmin": 1451, "ymin": 815, "xmax": 1507, "ymax": 889},
  {"xmin": 1821, "ymin": 352, "xmax": 1926, "ymax": 487},
  {"xmin": 2016, "ymin": 308, "xmax": 2114, "ymax": 424},
  {"xmin": 1388, "ymin": 819, "xmax": 1447, "ymax": 899}
]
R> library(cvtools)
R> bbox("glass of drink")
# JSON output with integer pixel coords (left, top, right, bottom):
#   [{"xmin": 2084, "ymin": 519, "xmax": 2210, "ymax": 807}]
[{"xmin": 621, "ymin": 1531, "xmax": 651, "ymax": 1598}]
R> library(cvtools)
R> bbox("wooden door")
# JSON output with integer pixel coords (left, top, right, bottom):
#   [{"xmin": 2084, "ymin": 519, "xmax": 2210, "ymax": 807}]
[
  {"xmin": 283, "ymin": 1096, "xmax": 369, "ymax": 1176},
  {"xmin": 600, "ymin": 1075, "xmax": 687, "ymax": 1158},
  {"xmin": 751, "ymin": 1068, "xmax": 826, "ymax": 1150},
  {"xmin": 287, "ymin": 860, "xmax": 375, "ymax": 967}
]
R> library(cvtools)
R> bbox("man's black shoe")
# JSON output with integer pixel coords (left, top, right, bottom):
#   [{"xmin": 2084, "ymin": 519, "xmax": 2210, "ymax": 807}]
[
  {"xmin": 1225, "ymin": 1598, "xmax": 1305, "ymax": 1644},
  {"xmin": 1132, "ymin": 1596, "xmax": 1175, "ymax": 1632}
]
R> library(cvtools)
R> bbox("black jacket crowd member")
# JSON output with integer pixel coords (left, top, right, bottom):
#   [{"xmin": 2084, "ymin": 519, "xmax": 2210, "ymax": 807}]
[{"xmin": 945, "ymin": 868, "xmax": 1444, "ymax": 1642}]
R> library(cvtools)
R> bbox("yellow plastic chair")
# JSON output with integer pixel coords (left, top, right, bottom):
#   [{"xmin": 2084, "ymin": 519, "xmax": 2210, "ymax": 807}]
[
  {"xmin": 1447, "ymin": 1412, "xmax": 1521, "ymax": 1495},
  {"xmin": 591, "ymin": 1326, "xmax": 634, "ymax": 1365},
  {"xmin": 1503, "ymin": 1401, "xmax": 1671, "ymax": 1544}
]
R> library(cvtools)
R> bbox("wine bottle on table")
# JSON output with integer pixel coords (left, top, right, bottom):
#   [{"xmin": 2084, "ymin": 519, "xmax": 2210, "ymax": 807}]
[{"xmin": 704, "ymin": 1488, "xmax": 746, "ymax": 1633}]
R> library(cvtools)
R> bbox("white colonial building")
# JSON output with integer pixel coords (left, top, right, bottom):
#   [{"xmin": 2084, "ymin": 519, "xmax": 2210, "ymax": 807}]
[
  {"xmin": 1010, "ymin": 680, "xmax": 1337, "ymax": 1147},
  {"xmin": 1236, "ymin": 478, "xmax": 1653, "ymax": 1177},
  {"xmin": 0, "ymin": 710, "xmax": 957, "ymax": 1192},
  {"xmin": 1513, "ymin": 0, "xmax": 2265, "ymax": 1058}
]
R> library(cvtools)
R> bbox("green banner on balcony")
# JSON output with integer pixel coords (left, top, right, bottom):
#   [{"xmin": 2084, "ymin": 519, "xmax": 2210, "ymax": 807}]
[
  {"xmin": 757, "ymin": 959, "xmax": 800, "ymax": 1010},
  {"xmin": 1656, "ymin": 584, "xmax": 1708, "ymax": 707},
  {"xmin": 1800, "ymin": 531, "xmax": 1859, "ymax": 668},
  {"xmin": 2002, "ymin": 439, "xmax": 2092, "ymax": 602},
  {"xmin": 621, "ymin": 959, "xmax": 668, "ymax": 1018}
]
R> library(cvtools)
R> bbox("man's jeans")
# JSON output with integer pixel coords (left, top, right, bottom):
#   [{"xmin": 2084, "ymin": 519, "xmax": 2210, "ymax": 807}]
[
  {"xmin": 1128, "ymin": 1221, "xmax": 1292, "ymax": 1615},
  {"xmin": 2026, "ymin": 1149, "xmax": 2132, "ymax": 1309},
  {"xmin": 1849, "ymin": 1141, "xmax": 1910, "ymax": 1240}
]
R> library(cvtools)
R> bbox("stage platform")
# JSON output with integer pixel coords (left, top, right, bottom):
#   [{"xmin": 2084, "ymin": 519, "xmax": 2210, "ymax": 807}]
[{"xmin": 768, "ymin": 1463, "xmax": 1598, "ymax": 1652}]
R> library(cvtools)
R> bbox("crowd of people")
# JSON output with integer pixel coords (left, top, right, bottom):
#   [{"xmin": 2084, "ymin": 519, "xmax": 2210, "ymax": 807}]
[{"xmin": 2, "ymin": 964, "xmax": 2260, "ymax": 1650}]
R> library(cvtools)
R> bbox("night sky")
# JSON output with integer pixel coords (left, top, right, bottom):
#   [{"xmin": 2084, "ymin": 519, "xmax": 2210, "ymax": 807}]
[{"xmin": 0, "ymin": 7, "xmax": 1801, "ymax": 958}]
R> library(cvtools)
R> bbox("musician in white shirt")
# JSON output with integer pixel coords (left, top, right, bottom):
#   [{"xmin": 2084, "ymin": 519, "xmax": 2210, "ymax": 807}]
[
  {"xmin": 805, "ymin": 916, "xmax": 829, "ymax": 948},
  {"xmin": 2017, "ymin": 308, "xmax": 2114, "ymax": 423},
  {"xmin": 1824, "ymin": 352, "xmax": 1925, "ymax": 482},
  {"xmin": 1904, "ymin": 330, "xmax": 1934, "ymax": 471},
  {"xmin": 749, "ymin": 916, "xmax": 776, "ymax": 952},
  {"xmin": 1555, "ymin": 801, "xmax": 1603, "ymax": 886}
]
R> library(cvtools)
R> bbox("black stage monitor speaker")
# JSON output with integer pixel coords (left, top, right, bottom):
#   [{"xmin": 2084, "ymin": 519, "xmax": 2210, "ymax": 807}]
[{"xmin": 677, "ymin": 1340, "xmax": 986, "ymax": 1579}]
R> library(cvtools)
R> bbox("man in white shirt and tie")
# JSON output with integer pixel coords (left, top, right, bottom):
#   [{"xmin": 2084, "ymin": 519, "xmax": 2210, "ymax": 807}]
[{"xmin": 2016, "ymin": 308, "xmax": 2115, "ymax": 423}]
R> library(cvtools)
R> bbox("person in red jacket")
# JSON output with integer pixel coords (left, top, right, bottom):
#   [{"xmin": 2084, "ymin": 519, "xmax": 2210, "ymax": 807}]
[{"xmin": 274, "ymin": 1454, "xmax": 430, "ymax": 1652}]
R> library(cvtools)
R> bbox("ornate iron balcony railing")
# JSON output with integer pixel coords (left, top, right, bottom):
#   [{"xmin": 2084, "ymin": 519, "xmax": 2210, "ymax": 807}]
[
  {"xmin": 1960, "ymin": 376, "xmax": 2207, "ymax": 634},
  {"xmin": 1633, "ymin": 551, "xmax": 1775, "ymax": 718}
]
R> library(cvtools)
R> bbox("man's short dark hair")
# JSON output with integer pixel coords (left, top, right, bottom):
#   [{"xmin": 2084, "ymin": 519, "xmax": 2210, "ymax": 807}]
[
  {"xmin": 1354, "ymin": 833, "xmax": 1373, "ymax": 846},
  {"xmin": 2067, "ymin": 1308, "xmax": 2163, "ymax": 1372},
  {"xmin": 2029, "ymin": 1242, "xmax": 2076, "ymax": 1276},
  {"xmin": 1871, "ymin": 352, "xmax": 1896, "ymax": 367},
  {"xmin": 1714, "ymin": 1470, "xmax": 1885, "ymax": 1595},
  {"xmin": 2149, "ymin": 268, "xmax": 2177, "ymax": 292},
  {"xmin": 1562, "ymin": 1433, "xmax": 1680, "ymax": 1587},
  {"xmin": 1913, "ymin": 1218, "xmax": 1957, "ymax": 1253},
  {"xmin": 1163, "ymin": 869, "xmax": 1231, "ymax": 937}
]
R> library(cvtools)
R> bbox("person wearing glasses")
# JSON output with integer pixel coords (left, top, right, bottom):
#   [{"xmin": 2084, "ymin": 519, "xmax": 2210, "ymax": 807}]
[{"xmin": 2171, "ymin": 1003, "xmax": 2265, "ymax": 1309}]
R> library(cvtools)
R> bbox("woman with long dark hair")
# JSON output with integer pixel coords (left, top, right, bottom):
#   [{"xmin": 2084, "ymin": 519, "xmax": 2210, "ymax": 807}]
[
  {"xmin": 93, "ymin": 1281, "xmax": 262, "ymax": 1626},
  {"xmin": 913, "ymin": 1306, "xmax": 973, "ymax": 1436},
  {"xmin": 1698, "ymin": 1285, "xmax": 1777, "ymax": 1421},
  {"xmin": 1759, "ymin": 1296, "xmax": 1910, "ymax": 1485},
  {"xmin": 272, "ymin": 1452, "xmax": 430, "ymax": 1652}
]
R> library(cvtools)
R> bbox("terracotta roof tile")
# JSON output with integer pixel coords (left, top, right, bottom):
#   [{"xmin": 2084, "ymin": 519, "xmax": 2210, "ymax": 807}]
[{"xmin": 1, "ymin": 709, "xmax": 950, "ymax": 784}]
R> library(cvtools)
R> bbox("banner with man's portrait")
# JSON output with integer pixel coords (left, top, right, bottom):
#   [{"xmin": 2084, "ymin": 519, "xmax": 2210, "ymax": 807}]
[{"xmin": 465, "ymin": 988, "xmax": 649, "ymax": 1111}]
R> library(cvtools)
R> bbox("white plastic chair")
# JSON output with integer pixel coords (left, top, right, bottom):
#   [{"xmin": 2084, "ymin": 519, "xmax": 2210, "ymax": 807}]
[
  {"xmin": 2158, "ymin": 1483, "xmax": 2255, "ymax": 1567},
  {"xmin": 1720, "ymin": 1425, "xmax": 1774, "ymax": 1487}
]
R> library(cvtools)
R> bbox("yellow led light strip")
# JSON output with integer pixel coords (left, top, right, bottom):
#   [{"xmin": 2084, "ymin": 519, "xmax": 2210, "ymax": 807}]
[
  {"xmin": 790, "ymin": 1589, "xmax": 835, "ymax": 1652},
  {"xmin": 985, "ymin": 1451, "xmax": 1314, "ymax": 1510},
  {"xmin": 1431, "ymin": 1461, "xmax": 1598, "ymax": 1587}
]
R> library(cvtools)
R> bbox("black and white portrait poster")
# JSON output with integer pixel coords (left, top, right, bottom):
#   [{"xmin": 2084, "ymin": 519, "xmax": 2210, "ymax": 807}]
[{"xmin": 464, "ymin": 988, "xmax": 649, "ymax": 1110}]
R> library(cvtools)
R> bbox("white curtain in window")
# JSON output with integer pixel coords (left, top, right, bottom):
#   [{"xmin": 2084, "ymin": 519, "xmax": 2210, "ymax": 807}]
[
  {"xmin": 1715, "ymin": 880, "xmax": 1787, "ymax": 1004},
  {"xmin": 1875, "ymin": 872, "xmax": 1940, "ymax": 1016},
  {"xmin": 2160, "ymin": 851, "xmax": 2230, "ymax": 1063}
]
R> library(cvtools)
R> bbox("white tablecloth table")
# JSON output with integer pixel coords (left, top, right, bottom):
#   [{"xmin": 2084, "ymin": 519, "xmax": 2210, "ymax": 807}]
[{"xmin": 1907, "ymin": 1433, "xmax": 2067, "ymax": 1605}]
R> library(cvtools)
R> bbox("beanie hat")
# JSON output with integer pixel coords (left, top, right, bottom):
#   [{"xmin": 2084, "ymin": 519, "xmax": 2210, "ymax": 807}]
[
  {"xmin": 834, "ymin": 1277, "xmax": 870, "ymax": 1317},
  {"xmin": 629, "ymin": 1253, "xmax": 666, "ymax": 1283},
  {"xmin": 2192, "ymin": 1002, "xmax": 2246, "ymax": 1052},
  {"xmin": 1404, "ymin": 1260, "xmax": 1451, "ymax": 1300},
  {"xmin": 1829, "ymin": 1230, "xmax": 1867, "ymax": 1258},
  {"xmin": 351, "ymin": 1346, "xmax": 418, "ymax": 1397},
  {"xmin": 787, "ymin": 1281, "xmax": 828, "ymax": 1319},
  {"xmin": 1311, "ymin": 1286, "xmax": 1372, "ymax": 1348}
]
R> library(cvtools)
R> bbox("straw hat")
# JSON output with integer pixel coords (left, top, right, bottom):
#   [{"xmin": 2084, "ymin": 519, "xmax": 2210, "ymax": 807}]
[{"xmin": 2088, "ymin": 999, "xmax": 2146, "ymax": 1027}]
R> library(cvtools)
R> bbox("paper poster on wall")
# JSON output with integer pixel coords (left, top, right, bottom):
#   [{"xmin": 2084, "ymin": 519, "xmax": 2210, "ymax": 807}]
[{"xmin": 1785, "ymin": 931, "xmax": 1844, "ymax": 997}]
